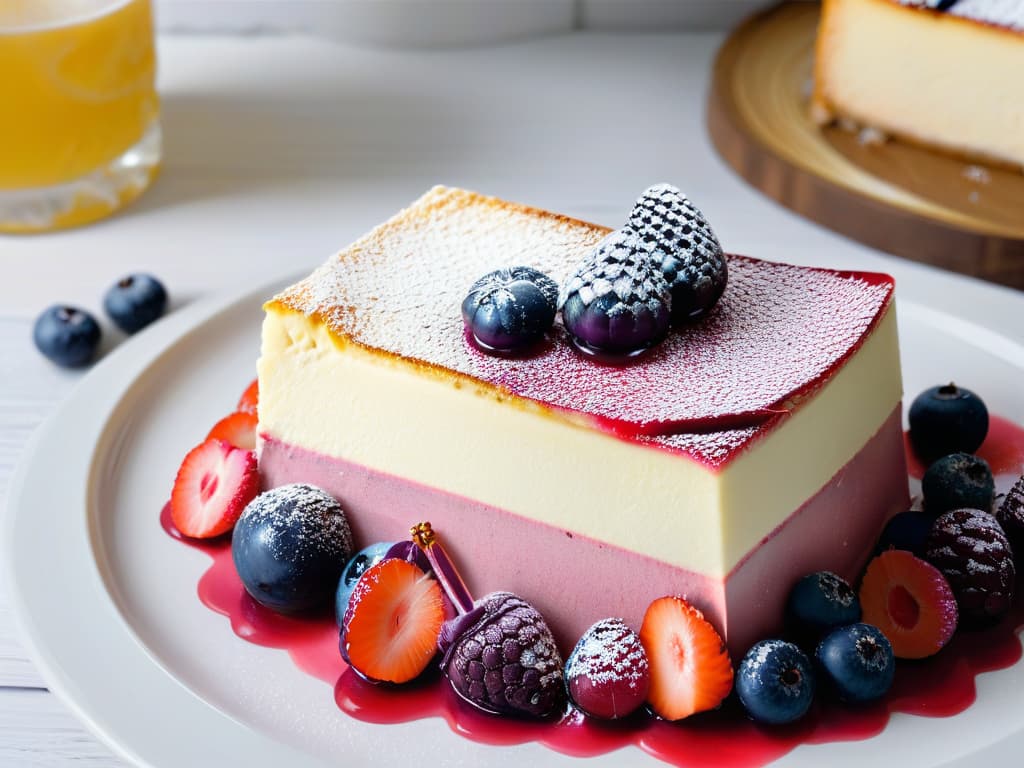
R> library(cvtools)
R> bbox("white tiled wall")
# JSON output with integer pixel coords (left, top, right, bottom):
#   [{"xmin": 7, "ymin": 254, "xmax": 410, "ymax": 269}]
[{"xmin": 154, "ymin": 0, "xmax": 770, "ymax": 43}]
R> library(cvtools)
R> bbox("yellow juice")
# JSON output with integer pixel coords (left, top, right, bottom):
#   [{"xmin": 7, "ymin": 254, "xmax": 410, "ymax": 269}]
[{"xmin": 0, "ymin": 0, "xmax": 158, "ymax": 191}]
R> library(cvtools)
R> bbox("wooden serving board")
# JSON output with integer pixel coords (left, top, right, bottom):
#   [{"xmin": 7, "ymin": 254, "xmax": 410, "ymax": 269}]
[{"xmin": 707, "ymin": 1, "xmax": 1024, "ymax": 289}]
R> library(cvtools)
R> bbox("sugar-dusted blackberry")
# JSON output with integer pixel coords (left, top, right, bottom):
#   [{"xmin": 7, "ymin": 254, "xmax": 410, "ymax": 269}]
[
  {"xmin": 925, "ymin": 509, "xmax": 1015, "ymax": 627},
  {"xmin": 996, "ymin": 474, "xmax": 1024, "ymax": 555},
  {"xmin": 440, "ymin": 591, "xmax": 566, "ymax": 718},
  {"xmin": 922, "ymin": 453, "xmax": 995, "ymax": 515},
  {"xmin": 560, "ymin": 229, "xmax": 671, "ymax": 358},
  {"xmin": 626, "ymin": 183, "xmax": 727, "ymax": 323},
  {"xmin": 461, "ymin": 266, "xmax": 559, "ymax": 353}
]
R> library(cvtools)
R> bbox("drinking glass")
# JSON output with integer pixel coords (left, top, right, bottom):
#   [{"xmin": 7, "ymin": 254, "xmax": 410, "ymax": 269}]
[{"xmin": 0, "ymin": 0, "xmax": 160, "ymax": 233}]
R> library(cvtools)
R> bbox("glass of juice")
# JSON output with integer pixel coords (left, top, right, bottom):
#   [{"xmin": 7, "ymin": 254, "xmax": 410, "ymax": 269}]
[{"xmin": 0, "ymin": 0, "xmax": 160, "ymax": 233}]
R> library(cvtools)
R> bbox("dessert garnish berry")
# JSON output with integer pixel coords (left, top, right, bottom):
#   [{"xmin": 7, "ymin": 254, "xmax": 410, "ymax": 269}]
[
  {"xmin": 639, "ymin": 595, "xmax": 733, "ymax": 721},
  {"xmin": 237, "ymin": 378, "xmax": 259, "ymax": 415},
  {"xmin": 411, "ymin": 522, "xmax": 566, "ymax": 718},
  {"xmin": 996, "ymin": 474, "xmax": 1024, "ymax": 555},
  {"xmin": 859, "ymin": 550, "xmax": 957, "ymax": 659},
  {"xmin": 815, "ymin": 623, "xmax": 894, "ymax": 704},
  {"xmin": 170, "ymin": 437, "xmax": 259, "ymax": 539},
  {"xmin": 874, "ymin": 510, "xmax": 934, "ymax": 557},
  {"xmin": 32, "ymin": 305, "xmax": 101, "ymax": 368},
  {"xmin": 564, "ymin": 618, "xmax": 650, "ymax": 720},
  {"xmin": 560, "ymin": 230, "xmax": 672, "ymax": 358},
  {"xmin": 908, "ymin": 383, "xmax": 989, "ymax": 462},
  {"xmin": 335, "ymin": 541, "xmax": 395, "ymax": 627},
  {"xmin": 625, "ymin": 183, "xmax": 727, "ymax": 323},
  {"xmin": 103, "ymin": 273, "xmax": 168, "ymax": 334},
  {"xmin": 206, "ymin": 411, "xmax": 258, "ymax": 451},
  {"xmin": 232, "ymin": 483, "xmax": 354, "ymax": 614},
  {"xmin": 341, "ymin": 557, "xmax": 445, "ymax": 684},
  {"xmin": 735, "ymin": 639, "xmax": 814, "ymax": 725},
  {"xmin": 785, "ymin": 571, "xmax": 861, "ymax": 640},
  {"xmin": 925, "ymin": 508, "xmax": 1015, "ymax": 626},
  {"xmin": 461, "ymin": 266, "xmax": 558, "ymax": 354},
  {"xmin": 921, "ymin": 453, "xmax": 995, "ymax": 515}
]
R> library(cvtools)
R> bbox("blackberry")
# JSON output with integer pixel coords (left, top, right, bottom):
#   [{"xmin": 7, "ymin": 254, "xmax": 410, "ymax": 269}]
[
  {"xmin": 626, "ymin": 183, "xmax": 727, "ymax": 323},
  {"xmin": 560, "ymin": 230, "xmax": 671, "ymax": 357},
  {"xmin": 440, "ymin": 591, "xmax": 565, "ymax": 718},
  {"xmin": 925, "ymin": 509, "xmax": 1015, "ymax": 626},
  {"xmin": 996, "ymin": 475, "xmax": 1024, "ymax": 556}
]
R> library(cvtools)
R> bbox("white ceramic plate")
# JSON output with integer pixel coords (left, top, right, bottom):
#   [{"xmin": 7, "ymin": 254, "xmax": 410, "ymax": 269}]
[{"xmin": 6, "ymin": 275, "xmax": 1024, "ymax": 768}]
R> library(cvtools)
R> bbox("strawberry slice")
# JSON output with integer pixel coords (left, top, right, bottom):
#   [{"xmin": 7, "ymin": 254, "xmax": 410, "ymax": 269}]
[
  {"xmin": 170, "ymin": 438, "xmax": 259, "ymax": 539},
  {"xmin": 237, "ymin": 378, "xmax": 259, "ymax": 415},
  {"xmin": 640, "ymin": 596, "xmax": 734, "ymax": 720},
  {"xmin": 206, "ymin": 411, "xmax": 258, "ymax": 451},
  {"xmin": 342, "ymin": 558, "xmax": 445, "ymax": 684}
]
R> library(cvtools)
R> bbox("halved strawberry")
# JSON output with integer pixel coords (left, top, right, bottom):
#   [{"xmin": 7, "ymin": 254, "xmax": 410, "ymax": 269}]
[
  {"xmin": 639, "ymin": 596, "xmax": 734, "ymax": 720},
  {"xmin": 206, "ymin": 411, "xmax": 258, "ymax": 451},
  {"xmin": 170, "ymin": 438, "xmax": 259, "ymax": 539},
  {"xmin": 237, "ymin": 378, "xmax": 259, "ymax": 415},
  {"xmin": 342, "ymin": 558, "xmax": 445, "ymax": 684},
  {"xmin": 859, "ymin": 550, "xmax": 958, "ymax": 659}
]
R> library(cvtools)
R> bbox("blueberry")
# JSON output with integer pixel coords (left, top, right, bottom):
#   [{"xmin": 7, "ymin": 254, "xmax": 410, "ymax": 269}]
[
  {"xmin": 461, "ymin": 266, "xmax": 558, "ymax": 353},
  {"xmin": 815, "ymin": 623, "xmax": 894, "ymax": 704},
  {"xmin": 561, "ymin": 230, "xmax": 671, "ymax": 357},
  {"xmin": 232, "ymin": 483, "xmax": 353, "ymax": 614},
  {"xmin": 922, "ymin": 452, "xmax": 995, "ymax": 515},
  {"xmin": 32, "ymin": 305, "xmax": 101, "ymax": 368},
  {"xmin": 786, "ymin": 571, "xmax": 861, "ymax": 639},
  {"xmin": 334, "ymin": 541, "xmax": 394, "ymax": 627},
  {"xmin": 909, "ymin": 383, "xmax": 988, "ymax": 463},
  {"xmin": 874, "ymin": 511, "xmax": 934, "ymax": 557},
  {"xmin": 103, "ymin": 273, "xmax": 167, "ymax": 334},
  {"xmin": 736, "ymin": 639, "xmax": 815, "ymax": 725}
]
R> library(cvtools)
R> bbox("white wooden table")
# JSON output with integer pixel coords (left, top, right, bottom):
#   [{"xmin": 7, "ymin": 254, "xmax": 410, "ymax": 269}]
[{"xmin": 2, "ymin": 30, "xmax": 1020, "ymax": 766}]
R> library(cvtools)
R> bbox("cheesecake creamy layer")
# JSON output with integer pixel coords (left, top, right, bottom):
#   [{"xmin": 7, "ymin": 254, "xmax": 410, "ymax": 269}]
[
  {"xmin": 259, "ymin": 407, "xmax": 909, "ymax": 655},
  {"xmin": 258, "ymin": 303, "xmax": 902, "ymax": 578},
  {"xmin": 814, "ymin": 0, "xmax": 1024, "ymax": 169}
]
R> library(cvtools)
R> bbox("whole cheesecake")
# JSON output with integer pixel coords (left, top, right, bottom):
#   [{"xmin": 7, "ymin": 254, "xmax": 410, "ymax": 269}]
[
  {"xmin": 256, "ymin": 186, "xmax": 909, "ymax": 656},
  {"xmin": 813, "ymin": 0, "xmax": 1024, "ymax": 170}
]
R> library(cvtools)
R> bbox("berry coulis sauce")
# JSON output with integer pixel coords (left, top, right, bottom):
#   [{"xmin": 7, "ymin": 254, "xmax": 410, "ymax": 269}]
[{"xmin": 161, "ymin": 415, "xmax": 1024, "ymax": 768}]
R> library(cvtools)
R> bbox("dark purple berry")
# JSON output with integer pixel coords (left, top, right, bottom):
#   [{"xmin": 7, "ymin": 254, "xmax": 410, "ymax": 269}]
[
  {"xmin": 564, "ymin": 618, "xmax": 650, "ymax": 720},
  {"xmin": 874, "ymin": 510, "xmax": 934, "ymax": 557},
  {"xmin": 560, "ymin": 230, "xmax": 671, "ymax": 358},
  {"xmin": 922, "ymin": 453, "xmax": 995, "ymax": 515},
  {"xmin": 786, "ymin": 571, "xmax": 861, "ymax": 639},
  {"xmin": 32, "ymin": 305, "xmax": 101, "ymax": 368},
  {"xmin": 232, "ymin": 484, "xmax": 353, "ymax": 614},
  {"xmin": 626, "ymin": 184, "xmax": 727, "ymax": 323},
  {"xmin": 925, "ymin": 509, "xmax": 1015, "ymax": 626},
  {"xmin": 996, "ymin": 475, "xmax": 1024, "ymax": 556},
  {"xmin": 461, "ymin": 266, "xmax": 558, "ymax": 353},
  {"xmin": 909, "ymin": 383, "xmax": 988, "ymax": 463},
  {"xmin": 439, "ymin": 591, "xmax": 565, "ymax": 718},
  {"xmin": 815, "ymin": 623, "xmax": 894, "ymax": 704},
  {"xmin": 103, "ymin": 273, "xmax": 168, "ymax": 334},
  {"xmin": 736, "ymin": 639, "xmax": 815, "ymax": 725}
]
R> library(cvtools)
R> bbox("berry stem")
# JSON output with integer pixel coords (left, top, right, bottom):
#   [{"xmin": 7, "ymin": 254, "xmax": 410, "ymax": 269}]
[{"xmin": 411, "ymin": 522, "xmax": 475, "ymax": 615}]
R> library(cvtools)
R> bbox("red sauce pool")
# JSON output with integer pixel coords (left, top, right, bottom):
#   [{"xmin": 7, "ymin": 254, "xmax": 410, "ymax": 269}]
[{"xmin": 162, "ymin": 419, "xmax": 1024, "ymax": 767}]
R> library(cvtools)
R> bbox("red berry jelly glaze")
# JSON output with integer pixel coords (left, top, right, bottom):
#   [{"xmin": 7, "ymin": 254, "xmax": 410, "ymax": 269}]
[{"xmin": 161, "ymin": 419, "xmax": 1024, "ymax": 768}]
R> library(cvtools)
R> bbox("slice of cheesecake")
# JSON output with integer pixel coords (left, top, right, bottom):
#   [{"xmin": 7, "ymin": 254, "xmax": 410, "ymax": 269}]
[
  {"xmin": 813, "ymin": 0, "xmax": 1024, "ymax": 170},
  {"xmin": 257, "ymin": 186, "xmax": 908, "ymax": 656}
]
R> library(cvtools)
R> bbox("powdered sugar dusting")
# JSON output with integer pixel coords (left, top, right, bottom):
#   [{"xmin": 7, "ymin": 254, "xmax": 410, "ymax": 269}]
[
  {"xmin": 240, "ymin": 483, "xmax": 353, "ymax": 561},
  {"xmin": 272, "ymin": 187, "xmax": 894, "ymax": 468},
  {"xmin": 566, "ymin": 618, "xmax": 649, "ymax": 689}
]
